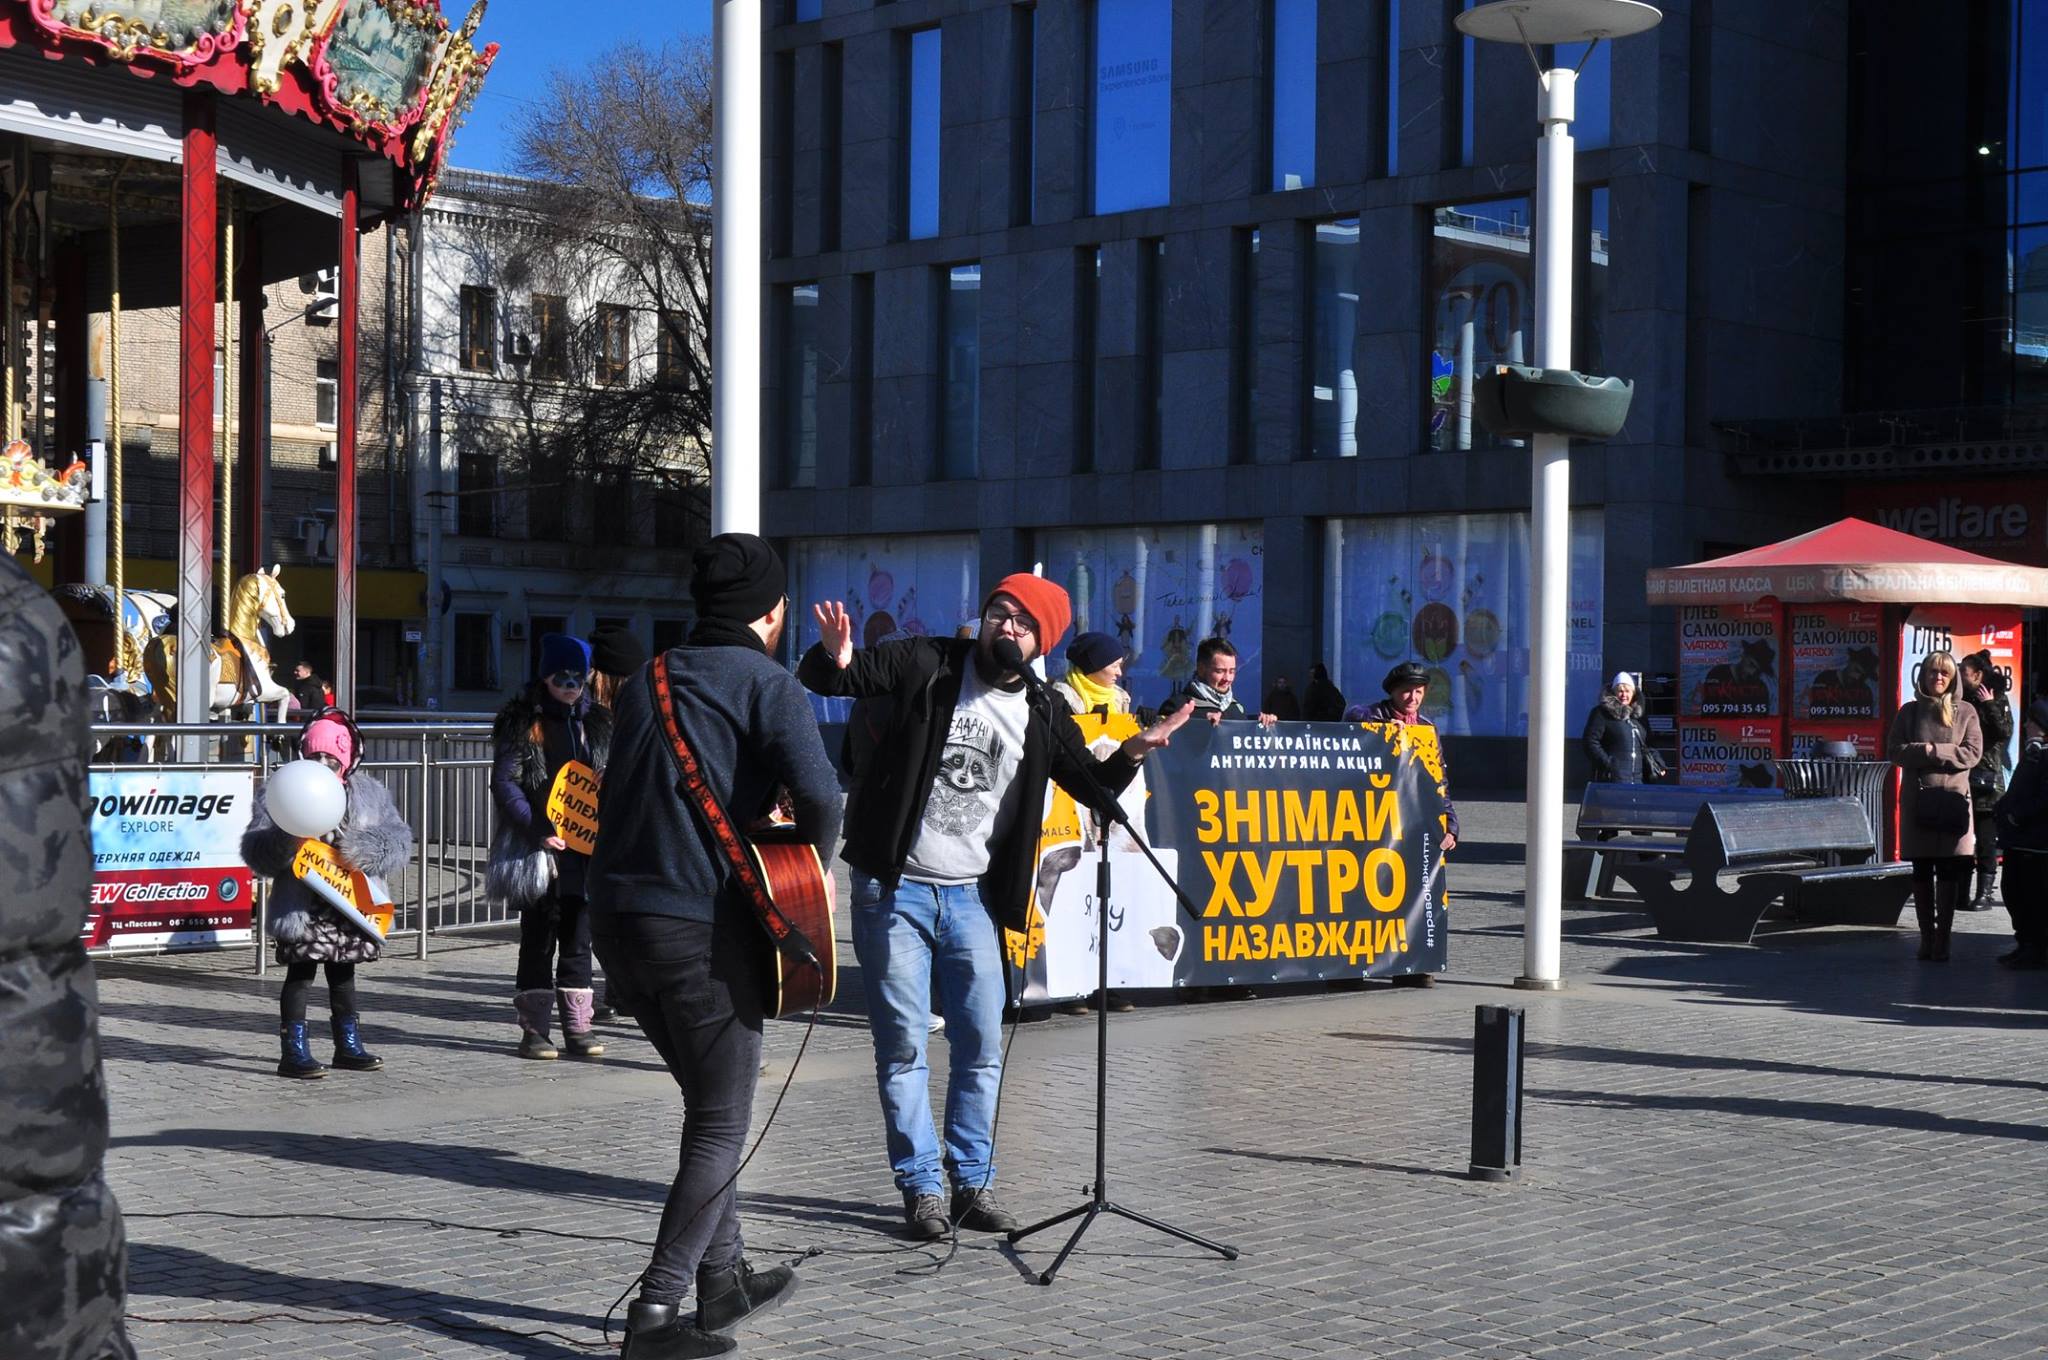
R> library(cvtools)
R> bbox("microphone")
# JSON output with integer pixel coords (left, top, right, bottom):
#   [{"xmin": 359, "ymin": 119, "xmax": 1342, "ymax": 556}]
[{"xmin": 990, "ymin": 636, "xmax": 1052, "ymax": 698}]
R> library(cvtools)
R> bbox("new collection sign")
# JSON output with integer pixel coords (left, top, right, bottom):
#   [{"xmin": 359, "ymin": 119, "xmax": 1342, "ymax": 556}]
[
  {"xmin": 1009, "ymin": 717, "xmax": 1451, "ymax": 998},
  {"xmin": 84, "ymin": 768, "xmax": 256, "ymax": 951}
]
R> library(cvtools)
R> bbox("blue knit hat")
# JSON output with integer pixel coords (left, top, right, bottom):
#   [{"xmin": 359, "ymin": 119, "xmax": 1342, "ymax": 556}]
[
  {"xmin": 1067, "ymin": 631, "xmax": 1122, "ymax": 676},
  {"xmin": 539, "ymin": 632, "xmax": 592, "ymax": 679}
]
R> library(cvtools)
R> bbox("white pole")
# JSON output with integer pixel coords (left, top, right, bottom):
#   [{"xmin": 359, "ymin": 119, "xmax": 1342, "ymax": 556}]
[
  {"xmin": 712, "ymin": 0, "xmax": 763, "ymax": 537},
  {"xmin": 1519, "ymin": 66, "xmax": 1576, "ymax": 991}
]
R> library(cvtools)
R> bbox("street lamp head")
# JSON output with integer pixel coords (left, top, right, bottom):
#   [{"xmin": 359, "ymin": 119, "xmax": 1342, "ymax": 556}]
[{"xmin": 1456, "ymin": 0, "xmax": 1662, "ymax": 46}]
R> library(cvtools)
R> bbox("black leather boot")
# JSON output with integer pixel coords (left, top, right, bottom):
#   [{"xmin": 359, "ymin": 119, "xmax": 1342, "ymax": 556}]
[
  {"xmin": 1932, "ymin": 879, "xmax": 1959, "ymax": 961},
  {"xmin": 1912, "ymin": 878, "xmax": 1936, "ymax": 960},
  {"xmin": 622, "ymin": 1298, "xmax": 736, "ymax": 1358},
  {"xmin": 1970, "ymin": 853, "xmax": 1998, "ymax": 909},
  {"xmin": 696, "ymin": 1258, "xmax": 798, "ymax": 1334}
]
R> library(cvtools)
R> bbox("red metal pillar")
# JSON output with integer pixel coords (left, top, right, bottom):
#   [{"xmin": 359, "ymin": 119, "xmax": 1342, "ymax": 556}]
[
  {"xmin": 335, "ymin": 162, "xmax": 360, "ymax": 710},
  {"xmin": 177, "ymin": 90, "xmax": 218, "ymax": 728},
  {"xmin": 238, "ymin": 219, "xmax": 266, "ymax": 576}
]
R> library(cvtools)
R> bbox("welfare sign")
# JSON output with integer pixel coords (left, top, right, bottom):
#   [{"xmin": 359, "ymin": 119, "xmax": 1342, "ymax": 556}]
[
  {"xmin": 1009, "ymin": 717, "xmax": 1451, "ymax": 999},
  {"xmin": 84, "ymin": 768, "xmax": 256, "ymax": 951}
]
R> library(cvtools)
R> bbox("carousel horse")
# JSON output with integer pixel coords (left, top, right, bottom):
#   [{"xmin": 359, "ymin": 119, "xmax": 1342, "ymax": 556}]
[{"xmin": 141, "ymin": 565, "xmax": 297, "ymax": 731}]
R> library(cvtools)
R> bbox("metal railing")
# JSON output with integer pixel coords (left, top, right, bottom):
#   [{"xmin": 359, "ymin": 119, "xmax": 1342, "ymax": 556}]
[{"xmin": 88, "ymin": 719, "xmax": 507, "ymax": 973}]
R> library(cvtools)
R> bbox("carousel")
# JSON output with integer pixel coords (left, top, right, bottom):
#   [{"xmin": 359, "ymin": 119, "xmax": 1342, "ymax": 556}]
[{"xmin": 0, "ymin": 0, "xmax": 494, "ymax": 737}]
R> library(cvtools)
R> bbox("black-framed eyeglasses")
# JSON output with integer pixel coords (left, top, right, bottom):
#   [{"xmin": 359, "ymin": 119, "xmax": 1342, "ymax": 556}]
[
  {"xmin": 548, "ymin": 671, "xmax": 587, "ymax": 691},
  {"xmin": 983, "ymin": 605, "xmax": 1037, "ymax": 633}
]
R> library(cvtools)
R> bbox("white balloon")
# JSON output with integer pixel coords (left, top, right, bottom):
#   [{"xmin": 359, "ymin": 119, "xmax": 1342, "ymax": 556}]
[{"xmin": 267, "ymin": 759, "xmax": 348, "ymax": 839}]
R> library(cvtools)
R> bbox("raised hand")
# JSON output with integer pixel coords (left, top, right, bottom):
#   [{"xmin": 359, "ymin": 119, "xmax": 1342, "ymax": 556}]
[
  {"xmin": 1123, "ymin": 700, "xmax": 1196, "ymax": 758},
  {"xmin": 812, "ymin": 600, "xmax": 855, "ymax": 667}
]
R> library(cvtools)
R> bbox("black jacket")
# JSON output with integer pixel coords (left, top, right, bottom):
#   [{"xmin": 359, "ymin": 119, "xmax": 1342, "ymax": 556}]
[
  {"xmin": 1582, "ymin": 695, "xmax": 1654, "ymax": 784},
  {"xmin": 491, "ymin": 690, "xmax": 614, "ymax": 899},
  {"xmin": 1966, "ymin": 686, "xmax": 2014, "ymax": 802},
  {"xmin": 592, "ymin": 644, "xmax": 841, "ymax": 925},
  {"xmin": 1994, "ymin": 739, "xmax": 2048, "ymax": 853},
  {"xmin": 798, "ymin": 636, "xmax": 1139, "ymax": 933}
]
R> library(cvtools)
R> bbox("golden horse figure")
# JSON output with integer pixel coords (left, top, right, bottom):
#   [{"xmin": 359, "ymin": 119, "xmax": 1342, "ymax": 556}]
[{"xmin": 143, "ymin": 566, "xmax": 298, "ymax": 729}]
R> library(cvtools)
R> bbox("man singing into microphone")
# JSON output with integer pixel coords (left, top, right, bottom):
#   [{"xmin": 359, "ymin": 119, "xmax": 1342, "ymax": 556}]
[{"xmin": 800, "ymin": 574, "xmax": 1190, "ymax": 1240}]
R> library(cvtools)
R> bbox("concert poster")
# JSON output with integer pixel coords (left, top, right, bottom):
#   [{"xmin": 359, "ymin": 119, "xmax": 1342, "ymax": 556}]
[
  {"xmin": 1790, "ymin": 604, "xmax": 1883, "ymax": 722},
  {"xmin": 1679, "ymin": 602, "xmax": 1781, "ymax": 718},
  {"xmin": 1678, "ymin": 719, "xmax": 1782, "ymax": 789}
]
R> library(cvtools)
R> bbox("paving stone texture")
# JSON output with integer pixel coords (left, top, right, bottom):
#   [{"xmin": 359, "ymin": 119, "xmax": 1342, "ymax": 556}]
[{"xmin": 100, "ymin": 798, "xmax": 2048, "ymax": 1358}]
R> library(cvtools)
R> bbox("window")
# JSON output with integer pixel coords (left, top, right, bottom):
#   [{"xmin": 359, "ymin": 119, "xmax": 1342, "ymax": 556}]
[
  {"xmin": 656, "ymin": 310, "xmax": 689, "ymax": 389},
  {"xmin": 1011, "ymin": 3, "xmax": 1036, "ymax": 226},
  {"xmin": 457, "ymin": 452, "xmax": 497, "ymax": 537},
  {"xmin": 528, "ymin": 452, "xmax": 568, "ymax": 540},
  {"xmin": 1231, "ymin": 228, "xmax": 1258, "ymax": 463},
  {"xmin": 792, "ymin": 0, "xmax": 820, "ymax": 20},
  {"xmin": 1428, "ymin": 197, "xmax": 1532, "ymax": 452},
  {"xmin": 1270, "ymin": 0, "xmax": 1317, "ymax": 190},
  {"xmin": 1459, "ymin": 0, "xmax": 1477, "ymax": 167},
  {"xmin": 773, "ymin": 51, "xmax": 795, "ymax": 256},
  {"xmin": 907, "ymin": 28, "xmax": 942, "ymax": 240},
  {"xmin": 940, "ymin": 264, "xmax": 980, "ymax": 479},
  {"xmin": 460, "ymin": 285, "xmax": 496, "ymax": 372},
  {"xmin": 1139, "ymin": 238, "xmax": 1164, "ymax": 469},
  {"xmin": 453, "ymin": 613, "xmax": 497, "ymax": 692},
  {"xmin": 527, "ymin": 615, "xmax": 567, "ymax": 683},
  {"xmin": 821, "ymin": 42, "xmax": 844, "ymax": 251},
  {"xmin": 1581, "ymin": 186, "xmax": 1610, "ymax": 380},
  {"xmin": 315, "ymin": 360, "xmax": 338, "ymax": 429},
  {"xmin": 531, "ymin": 294, "xmax": 569, "ymax": 381},
  {"xmin": 851, "ymin": 274, "xmax": 875, "ymax": 485},
  {"xmin": 783, "ymin": 284, "xmax": 820, "ymax": 489},
  {"xmin": 655, "ymin": 473, "xmax": 705, "ymax": 545},
  {"xmin": 1309, "ymin": 217, "xmax": 1359, "ymax": 459},
  {"xmin": 1094, "ymin": 0, "xmax": 1172, "ymax": 214},
  {"xmin": 596, "ymin": 304, "xmax": 632, "ymax": 385}
]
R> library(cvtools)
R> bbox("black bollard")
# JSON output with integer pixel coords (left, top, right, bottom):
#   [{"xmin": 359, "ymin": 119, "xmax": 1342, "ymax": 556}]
[{"xmin": 1468, "ymin": 1004, "xmax": 1525, "ymax": 1182}]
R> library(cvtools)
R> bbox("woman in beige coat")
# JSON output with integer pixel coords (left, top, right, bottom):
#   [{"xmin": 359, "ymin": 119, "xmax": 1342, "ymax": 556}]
[{"xmin": 1889, "ymin": 650, "xmax": 1984, "ymax": 960}]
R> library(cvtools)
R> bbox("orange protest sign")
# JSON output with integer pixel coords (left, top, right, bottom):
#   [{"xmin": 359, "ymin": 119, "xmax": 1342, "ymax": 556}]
[
  {"xmin": 545, "ymin": 760, "xmax": 602, "ymax": 857},
  {"xmin": 291, "ymin": 839, "xmax": 393, "ymax": 940}
]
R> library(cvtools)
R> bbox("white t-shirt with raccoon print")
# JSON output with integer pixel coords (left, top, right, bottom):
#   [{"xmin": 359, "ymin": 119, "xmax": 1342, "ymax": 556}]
[{"xmin": 902, "ymin": 661, "xmax": 1033, "ymax": 886}]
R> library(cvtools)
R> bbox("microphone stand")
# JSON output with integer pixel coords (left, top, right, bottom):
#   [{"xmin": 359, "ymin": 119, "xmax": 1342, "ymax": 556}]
[{"xmin": 994, "ymin": 645, "xmax": 1239, "ymax": 1285}]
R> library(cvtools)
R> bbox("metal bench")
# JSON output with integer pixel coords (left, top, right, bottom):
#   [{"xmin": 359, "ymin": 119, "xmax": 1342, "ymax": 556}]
[
  {"xmin": 1564, "ymin": 783, "xmax": 1784, "ymax": 901},
  {"xmin": 1614, "ymin": 797, "xmax": 1912, "ymax": 942}
]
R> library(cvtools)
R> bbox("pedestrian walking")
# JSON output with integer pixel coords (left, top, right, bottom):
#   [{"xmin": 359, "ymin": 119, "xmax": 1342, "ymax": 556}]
[
  {"xmin": 1888, "ymin": 650, "xmax": 1984, "ymax": 962},
  {"xmin": 488, "ymin": 632, "xmax": 613, "ymax": 1059},
  {"xmin": 241, "ymin": 709, "xmax": 413, "ymax": 1078},
  {"xmin": 1958, "ymin": 650, "xmax": 2013, "ymax": 909},
  {"xmin": 1582, "ymin": 671, "xmax": 1665, "ymax": 786},
  {"xmin": 1991, "ymin": 698, "xmax": 2048, "ymax": 970}
]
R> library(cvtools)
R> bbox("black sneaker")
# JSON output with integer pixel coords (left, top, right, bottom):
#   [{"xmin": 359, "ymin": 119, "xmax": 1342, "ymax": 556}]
[
  {"xmin": 950, "ymin": 1184, "xmax": 1020, "ymax": 1233},
  {"xmin": 696, "ymin": 1258, "xmax": 797, "ymax": 1334},
  {"xmin": 904, "ymin": 1190, "xmax": 948, "ymax": 1240},
  {"xmin": 622, "ymin": 1298, "xmax": 736, "ymax": 1359}
]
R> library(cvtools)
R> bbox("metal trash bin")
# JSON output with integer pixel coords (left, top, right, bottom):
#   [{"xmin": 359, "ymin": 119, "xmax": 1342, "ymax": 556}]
[{"xmin": 1775, "ymin": 746, "xmax": 1893, "ymax": 850}]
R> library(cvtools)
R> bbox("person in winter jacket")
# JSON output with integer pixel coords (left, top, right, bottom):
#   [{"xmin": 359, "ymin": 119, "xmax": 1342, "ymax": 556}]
[
  {"xmin": 1582, "ymin": 671, "xmax": 1662, "ymax": 786},
  {"xmin": 1361, "ymin": 661, "xmax": 1458, "ymax": 991},
  {"xmin": 489, "ymin": 632, "xmax": 614, "ymax": 1060},
  {"xmin": 1958, "ymin": 650, "xmax": 2014, "ymax": 909},
  {"xmin": 241, "ymin": 710, "xmax": 413, "ymax": 1078},
  {"xmin": 0, "ymin": 551, "xmax": 135, "ymax": 1359},
  {"xmin": 1888, "ymin": 651, "xmax": 1984, "ymax": 962},
  {"xmin": 1992, "ymin": 698, "xmax": 2048, "ymax": 970},
  {"xmin": 1302, "ymin": 662, "xmax": 1347, "ymax": 723},
  {"xmin": 1159, "ymin": 637, "xmax": 1277, "ymax": 726}
]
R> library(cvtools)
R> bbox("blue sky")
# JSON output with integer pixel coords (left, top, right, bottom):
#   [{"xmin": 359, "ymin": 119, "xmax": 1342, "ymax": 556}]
[{"xmin": 449, "ymin": 2, "xmax": 711, "ymax": 174}]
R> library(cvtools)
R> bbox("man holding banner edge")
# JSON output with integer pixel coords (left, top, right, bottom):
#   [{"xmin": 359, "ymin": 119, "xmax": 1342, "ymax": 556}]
[{"xmin": 800, "ymin": 574, "xmax": 1192, "ymax": 1241}]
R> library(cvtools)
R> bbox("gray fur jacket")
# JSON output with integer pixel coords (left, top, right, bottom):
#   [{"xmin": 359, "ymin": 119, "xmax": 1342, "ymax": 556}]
[{"xmin": 242, "ymin": 770, "xmax": 413, "ymax": 964}]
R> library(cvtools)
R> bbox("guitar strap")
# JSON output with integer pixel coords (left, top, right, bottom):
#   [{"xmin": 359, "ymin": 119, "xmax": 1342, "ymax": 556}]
[{"xmin": 646, "ymin": 659, "xmax": 821, "ymax": 968}]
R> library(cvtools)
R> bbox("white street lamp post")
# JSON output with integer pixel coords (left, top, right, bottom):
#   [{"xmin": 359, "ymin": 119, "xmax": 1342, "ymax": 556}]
[
  {"xmin": 1454, "ymin": 0, "xmax": 1662, "ymax": 989},
  {"xmin": 712, "ymin": 0, "xmax": 763, "ymax": 536}
]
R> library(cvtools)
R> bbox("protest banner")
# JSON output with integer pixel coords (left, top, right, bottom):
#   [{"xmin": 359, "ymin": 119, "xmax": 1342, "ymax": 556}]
[
  {"xmin": 84, "ymin": 768, "xmax": 256, "ymax": 952},
  {"xmin": 545, "ymin": 760, "xmax": 602, "ymax": 856},
  {"xmin": 1009, "ymin": 717, "xmax": 1450, "ymax": 998}
]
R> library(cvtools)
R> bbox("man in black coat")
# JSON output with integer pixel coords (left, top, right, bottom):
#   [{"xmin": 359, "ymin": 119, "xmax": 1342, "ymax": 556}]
[{"xmin": 799, "ymin": 572, "xmax": 1190, "ymax": 1241}]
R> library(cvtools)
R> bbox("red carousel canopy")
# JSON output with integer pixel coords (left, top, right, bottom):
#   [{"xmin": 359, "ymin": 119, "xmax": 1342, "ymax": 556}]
[
  {"xmin": 0, "ymin": 0, "xmax": 496, "ymax": 209},
  {"xmin": 1645, "ymin": 517, "xmax": 2048, "ymax": 608}
]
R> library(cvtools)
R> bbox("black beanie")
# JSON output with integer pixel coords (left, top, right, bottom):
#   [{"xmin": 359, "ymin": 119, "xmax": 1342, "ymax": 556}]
[
  {"xmin": 588, "ymin": 624, "xmax": 648, "ymax": 677},
  {"xmin": 691, "ymin": 533, "xmax": 788, "ymax": 623}
]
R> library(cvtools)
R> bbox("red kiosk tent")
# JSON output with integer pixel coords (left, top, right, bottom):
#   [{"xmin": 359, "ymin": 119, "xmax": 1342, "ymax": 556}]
[{"xmin": 1646, "ymin": 519, "xmax": 2048, "ymax": 840}]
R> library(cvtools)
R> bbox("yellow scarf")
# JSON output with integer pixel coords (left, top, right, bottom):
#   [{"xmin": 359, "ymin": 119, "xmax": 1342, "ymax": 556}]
[{"xmin": 1066, "ymin": 666, "xmax": 1121, "ymax": 714}]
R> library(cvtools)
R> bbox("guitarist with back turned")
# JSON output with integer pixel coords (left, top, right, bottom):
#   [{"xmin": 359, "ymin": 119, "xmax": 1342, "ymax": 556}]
[{"xmin": 590, "ymin": 533, "xmax": 842, "ymax": 1360}]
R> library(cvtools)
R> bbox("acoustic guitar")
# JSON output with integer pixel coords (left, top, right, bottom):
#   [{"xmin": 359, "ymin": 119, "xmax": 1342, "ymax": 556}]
[{"xmin": 648, "ymin": 660, "xmax": 837, "ymax": 1020}]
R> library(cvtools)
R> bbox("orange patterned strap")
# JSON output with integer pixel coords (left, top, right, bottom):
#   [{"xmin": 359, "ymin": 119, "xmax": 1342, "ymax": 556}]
[{"xmin": 646, "ymin": 660, "xmax": 820, "ymax": 966}]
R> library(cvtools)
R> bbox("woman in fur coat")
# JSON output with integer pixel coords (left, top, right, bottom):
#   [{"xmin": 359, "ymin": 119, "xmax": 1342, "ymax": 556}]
[
  {"xmin": 241, "ymin": 710, "xmax": 413, "ymax": 1079},
  {"xmin": 1582, "ymin": 672, "xmax": 1662, "ymax": 785},
  {"xmin": 489, "ymin": 632, "xmax": 614, "ymax": 1060}
]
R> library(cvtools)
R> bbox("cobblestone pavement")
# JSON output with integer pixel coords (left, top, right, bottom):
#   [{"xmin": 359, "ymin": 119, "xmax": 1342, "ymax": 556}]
[{"xmin": 100, "ymin": 799, "xmax": 2048, "ymax": 1359}]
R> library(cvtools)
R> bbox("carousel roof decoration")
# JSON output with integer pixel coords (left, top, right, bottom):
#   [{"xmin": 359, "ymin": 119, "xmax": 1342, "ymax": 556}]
[
  {"xmin": 0, "ymin": 438, "xmax": 88, "ymax": 562},
  {"xmin": 3, "ymin": 0, "xmax": 498, "ymax": 208}
]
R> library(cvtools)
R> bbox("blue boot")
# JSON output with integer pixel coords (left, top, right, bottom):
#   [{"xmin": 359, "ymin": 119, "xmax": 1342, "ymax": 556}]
[
  {"xmin": 330, "ymin": 1013, "xmax": 382, "ymax": 1071},
  {"xmin": 277, "ymin": 1021, "xmax": 326, "ymax": 1079}
]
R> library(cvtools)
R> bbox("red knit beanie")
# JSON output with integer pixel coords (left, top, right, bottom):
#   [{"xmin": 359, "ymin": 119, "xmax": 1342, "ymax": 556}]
[{"xmin": 985, "ymin": 573, "xmax": 1071, "ymax": 650}]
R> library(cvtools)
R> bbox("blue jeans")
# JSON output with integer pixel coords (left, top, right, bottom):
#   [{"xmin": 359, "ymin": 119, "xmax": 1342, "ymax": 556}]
[{"xmin": 850, "ymin": 874, "xmax": 1007, "ymax": 1198}]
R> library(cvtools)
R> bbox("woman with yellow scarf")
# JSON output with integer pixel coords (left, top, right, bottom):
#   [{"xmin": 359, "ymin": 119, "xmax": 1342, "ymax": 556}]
[{"xmin": 1048, "ymin": 631, "xmax": 1142, "ymax": 1014}]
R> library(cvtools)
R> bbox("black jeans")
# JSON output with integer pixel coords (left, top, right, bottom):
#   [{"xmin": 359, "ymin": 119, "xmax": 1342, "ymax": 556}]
[
  {"xmin": 516, "ymin": 892, "xmax": 593, "ymax": 991},
  {"xmin": 281, "ymin": 962, "xmax": 357, "ymax": 1022},
  {"xmin": 2004, "ymin": 849, "xmax": 2047, "ymax": 947},
  {"xmin": 592, "ymin": 911, "xmax": 766, "ymax": 1305}
]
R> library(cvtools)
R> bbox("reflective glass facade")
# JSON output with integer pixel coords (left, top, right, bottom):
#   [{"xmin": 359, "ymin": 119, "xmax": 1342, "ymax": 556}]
[
  {"xmin": 907, "ymin": 27, "xmax": 941, "ymax": 240},
  {"xmin": 1094, "ymin": 0, "xmax": 1172, "ymax": 214},
  {"xmin": 1428, "ymin": 197, "xmax": 1530, "ymax": 453},
  {"xmin": 1309, "ymin": 218, "xmax": 1359, "ymax": 459},
  {"xmin": 941, "ymin": 263, "xmax": 981, "ymax": 479},
  {"xmin": 783, "ymin": 284, "xmax": 819, "ymax": 489},
  {"xmin": 1270, "ymin": 0, "xmax": 1316, "ymax": 191}
]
